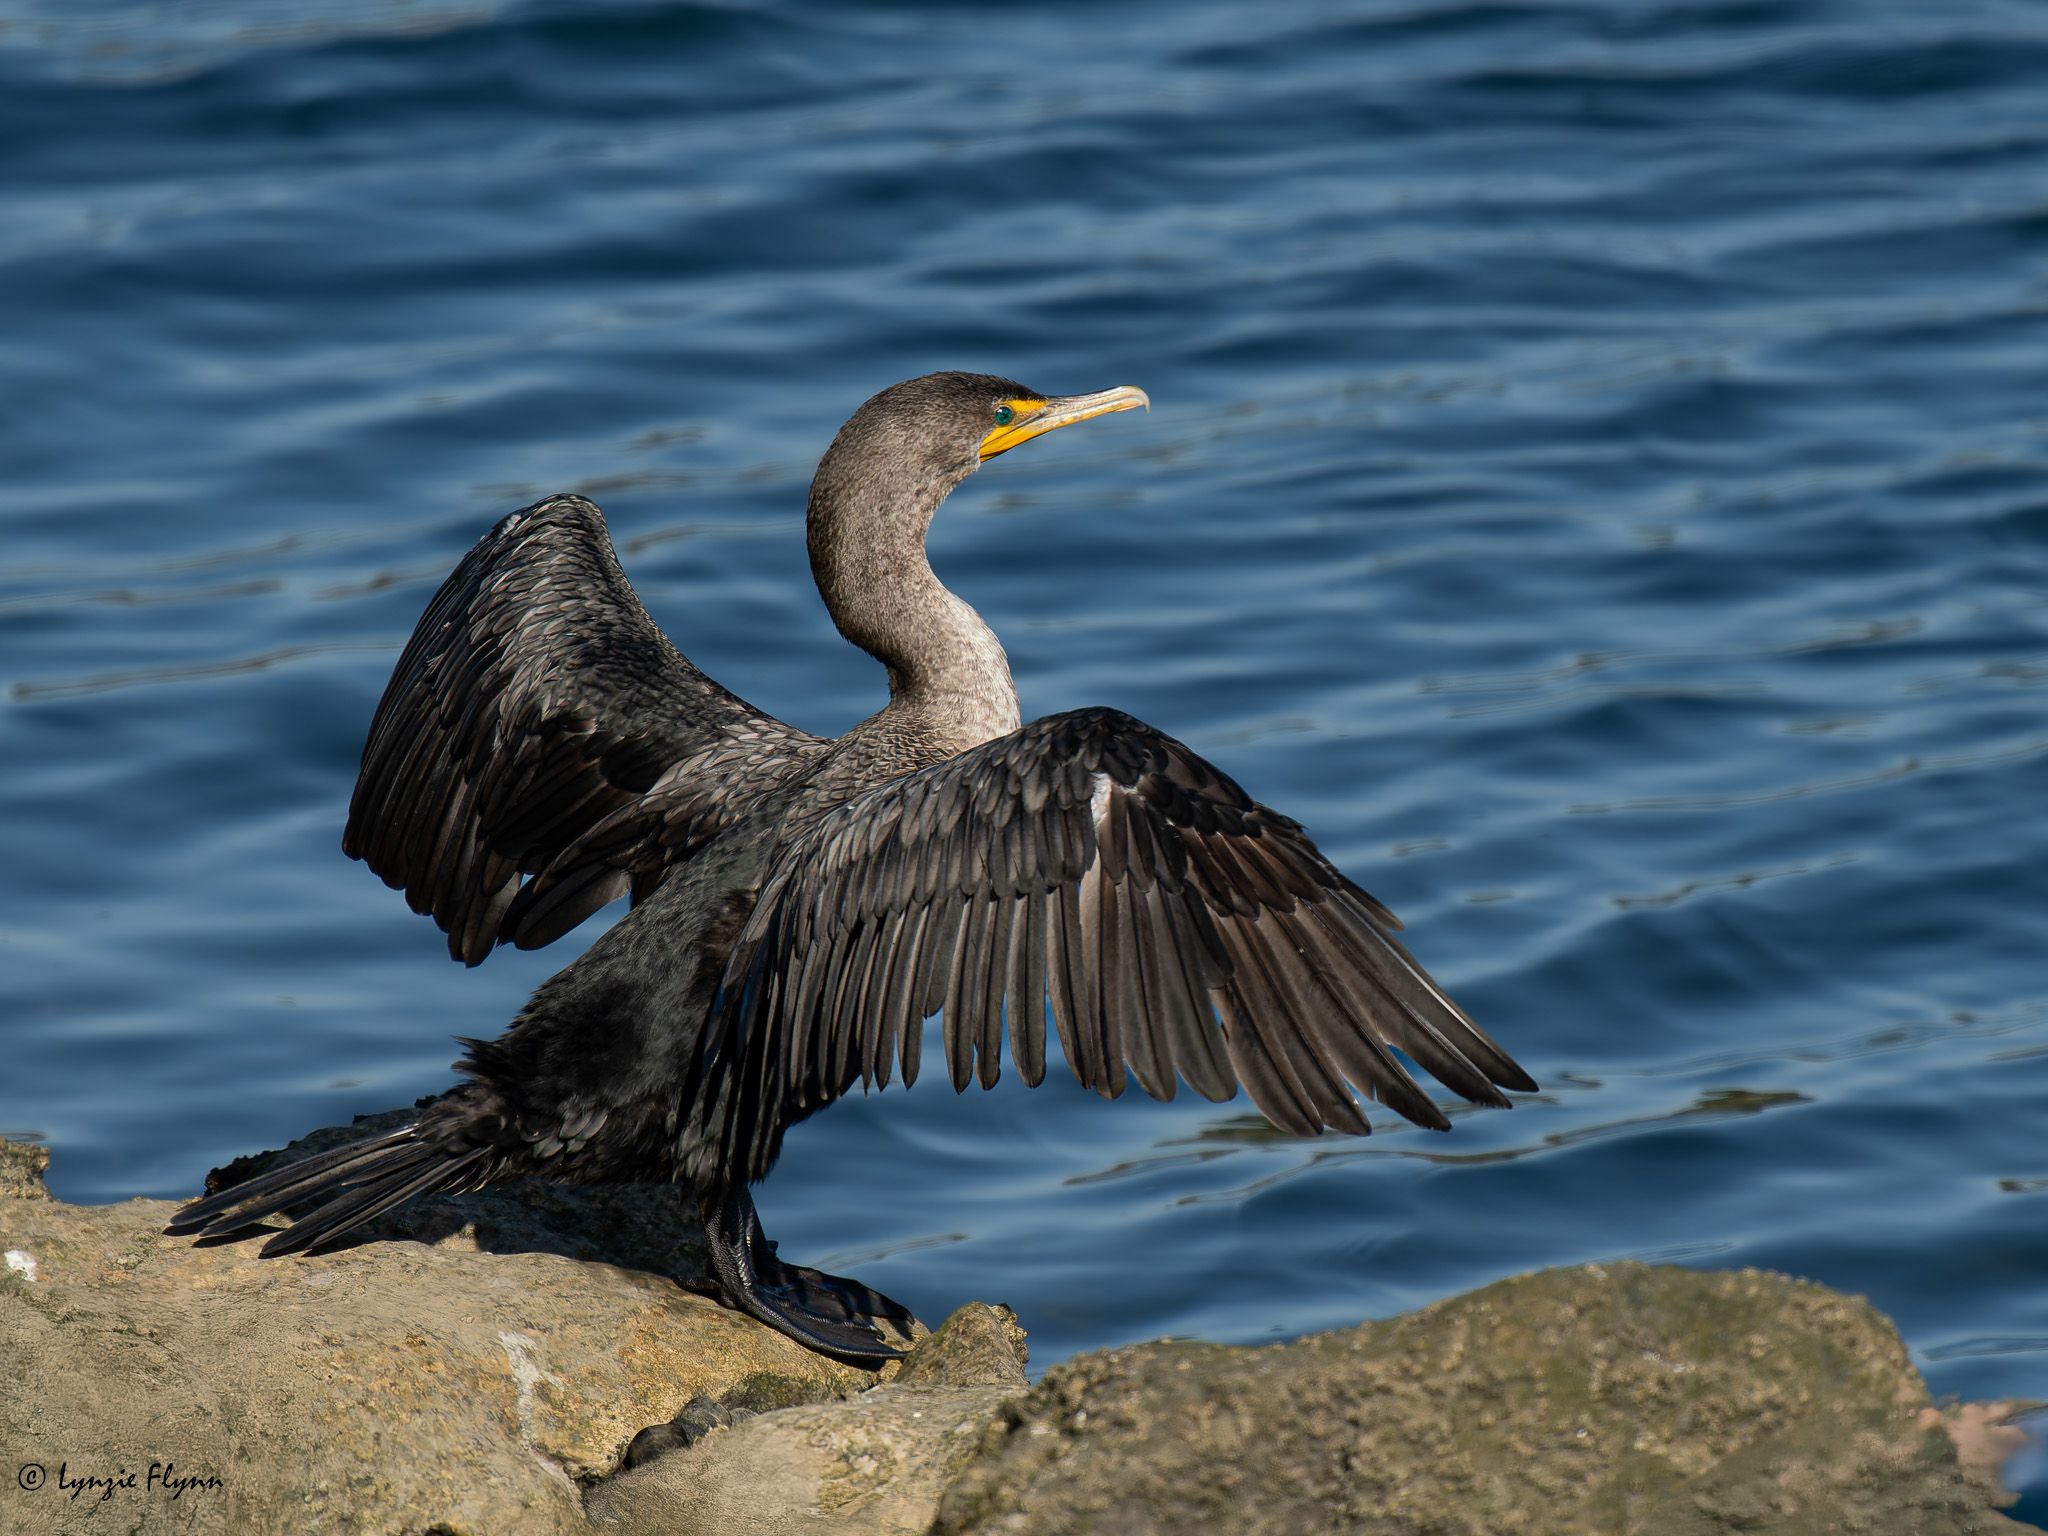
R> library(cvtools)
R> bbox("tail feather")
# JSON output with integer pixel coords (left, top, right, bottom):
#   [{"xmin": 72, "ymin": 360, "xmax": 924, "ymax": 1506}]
[
  {"xmin": 259, "ymin": 1144, "xmax": 489, "ymax": 1256},
  {"xmin": 165, "ymin": 1129, "xmax": 418, "ymax": 1236},
  {"xmin": 165, "ymin": 1123, "xmax": 493, "ymax": 1254}
]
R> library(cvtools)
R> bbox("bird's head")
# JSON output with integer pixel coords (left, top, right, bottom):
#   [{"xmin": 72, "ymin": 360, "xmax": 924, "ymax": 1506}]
[
  {"xmin": 813, "ymin": 372, "xmax": 1150, "ymax": 516},
  {"xmin": 805, "ymin": 371, "xmax": 1149, "ymax": 720}
]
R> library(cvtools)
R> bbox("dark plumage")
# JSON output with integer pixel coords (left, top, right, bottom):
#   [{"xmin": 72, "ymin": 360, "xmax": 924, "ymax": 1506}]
[{"xmin": 169, "ymin": 371, "xmax": 1537, "ymax": 1364}]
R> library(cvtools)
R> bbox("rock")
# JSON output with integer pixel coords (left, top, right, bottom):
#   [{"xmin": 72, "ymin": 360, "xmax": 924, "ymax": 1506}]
[
  {"xmin": 0, "ymin": 1138, "xmax": 50, "ymax": 1202},
  {"xmin": 895, "ymin": 1302, "xmax": 1029, "ymax": 1390},
  {"xmin": 933, "ymin": 1262, "xmax": 2028, "ymax": 1536},
  {"xmin": 587, "ymin": 1303, "xmax": 1031, "ymax": 1536},
  {"xmin": 0, "ymin": 1125, "xmax": 875, "ymax": 1535},
  {"xmin": 621, "ymin": 1394, "xmax": 758, "ymax": 1469},
  {"xmin": 1, "ymin": 1130, "xmax": 2027, "ymax": 1536}
]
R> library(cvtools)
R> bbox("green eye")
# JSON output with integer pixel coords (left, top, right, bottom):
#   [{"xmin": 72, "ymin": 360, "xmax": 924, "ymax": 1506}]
[{"xmin": 993, "ymin": 405, "xmax": 1014, "ymax": 427}]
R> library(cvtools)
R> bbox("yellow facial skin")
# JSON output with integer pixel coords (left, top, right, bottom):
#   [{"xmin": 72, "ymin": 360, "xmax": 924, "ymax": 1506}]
[{"xmin": 978, "ymin": 385, "xmax": 1150, "ymax": 461}]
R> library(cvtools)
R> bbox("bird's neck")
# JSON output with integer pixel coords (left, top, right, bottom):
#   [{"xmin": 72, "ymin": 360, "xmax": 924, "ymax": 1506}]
[{"xmin": 807, "ymin": 471, "xmax": 1022, "ymax": 752}]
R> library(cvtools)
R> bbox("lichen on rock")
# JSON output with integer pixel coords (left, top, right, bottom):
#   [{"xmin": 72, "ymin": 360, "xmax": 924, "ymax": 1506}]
[{"xmin": 931, "ymin": 1263, "xmax": 2027, "ymax": 1536}]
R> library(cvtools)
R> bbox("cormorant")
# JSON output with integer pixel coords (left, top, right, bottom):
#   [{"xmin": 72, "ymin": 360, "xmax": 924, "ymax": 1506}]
[{"xmin": 169, "ymin": 372, "xmax": 1537, "ymax": 1365}]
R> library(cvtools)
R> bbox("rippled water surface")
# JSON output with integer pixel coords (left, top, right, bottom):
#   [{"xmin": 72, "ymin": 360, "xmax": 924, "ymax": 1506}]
[{"xmin": 5, "ymin": 0, "xmax": 2047, "ymax": 1502}]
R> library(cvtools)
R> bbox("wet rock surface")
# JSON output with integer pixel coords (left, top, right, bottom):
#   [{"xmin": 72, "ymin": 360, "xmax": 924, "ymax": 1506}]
[{"xmin": 0, "ymin": 1132, "xmax": 2026, "ymax": 1536}]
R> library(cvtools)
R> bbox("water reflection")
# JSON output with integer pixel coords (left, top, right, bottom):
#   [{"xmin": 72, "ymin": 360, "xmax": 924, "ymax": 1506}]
[
  {"xmin": 1068, "ymin": 1088, "xmax": 1811, "ymax": 1200},
  {"xmin": 11, "ymin": 642, "xmax": 388, "ymax": 701}
]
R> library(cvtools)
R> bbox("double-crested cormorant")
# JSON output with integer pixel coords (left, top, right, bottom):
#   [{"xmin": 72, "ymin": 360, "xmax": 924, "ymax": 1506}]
[{"xmin": 170, "ymin": 372, "xmax": 1537, "ymax": 1365}]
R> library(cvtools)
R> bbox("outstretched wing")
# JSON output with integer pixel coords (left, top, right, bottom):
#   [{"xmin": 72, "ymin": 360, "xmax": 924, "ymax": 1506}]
[
  {"xmin": 345, "ymin": 493, "xmax": 820, "ymax": 964},
  {"xmin": 713, "ymin": 708, "xmax": 1534, "ymax": 1180}
]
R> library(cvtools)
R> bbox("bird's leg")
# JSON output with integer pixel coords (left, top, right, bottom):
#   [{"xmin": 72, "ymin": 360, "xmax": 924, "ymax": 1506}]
[{"xmin": 702, "ymin": 1184, "xmax": 918, "ymax": 1367}]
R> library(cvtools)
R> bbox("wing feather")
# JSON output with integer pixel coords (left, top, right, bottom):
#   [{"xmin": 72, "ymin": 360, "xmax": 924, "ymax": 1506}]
[
  {"xmin": 1118, "ymin": 879, "xmax": 1174, "ymax": 1101},
  {"xmin": 975, "ymin": 896, "xmax": 1014, "ymax": 1090},
  {"xmin": 344, "ymin": 494, "xmax": 818, "ymax": 963},
  {"xmin": 1048, "ymin": 879, "xmax": 1098, "ymax": 1093},
  {"xmin": 1007, "ymin": 890, "xmax": 1048, "ymax": 1088},
  {"xmin": 710, "ymin": 708, "xmax": 1534, "ymax": 1182}
]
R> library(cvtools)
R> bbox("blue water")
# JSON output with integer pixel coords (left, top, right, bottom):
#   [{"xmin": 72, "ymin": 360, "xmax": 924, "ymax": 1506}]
[{"xmin": 5, "ymin": 0, "xmax": 2047, "ymax": 1498}]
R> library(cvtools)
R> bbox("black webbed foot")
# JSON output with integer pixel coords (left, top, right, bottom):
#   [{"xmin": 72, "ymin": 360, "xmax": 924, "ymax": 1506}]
[{"xmin": 703, "ymin": 1186, "xmax": 919, "ymax": 1367}]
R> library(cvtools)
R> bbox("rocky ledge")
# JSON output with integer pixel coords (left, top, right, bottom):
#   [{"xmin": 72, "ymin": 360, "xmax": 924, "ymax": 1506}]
[{"xmin": 0, "ymin": 1123, "xmax": 2029, "ymax": 1535}]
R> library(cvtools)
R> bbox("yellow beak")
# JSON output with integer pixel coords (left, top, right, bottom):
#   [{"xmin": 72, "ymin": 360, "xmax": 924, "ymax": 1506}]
[{"xmin": 978, "ymin": 385, "xmax": 1151, "ymax": 461}]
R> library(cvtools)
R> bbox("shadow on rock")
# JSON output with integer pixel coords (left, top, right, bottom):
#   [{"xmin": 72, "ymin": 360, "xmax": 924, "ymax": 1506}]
[{"xmin": 190, "ymin": 1104, "xmax": 719, "ymax": 1286}]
